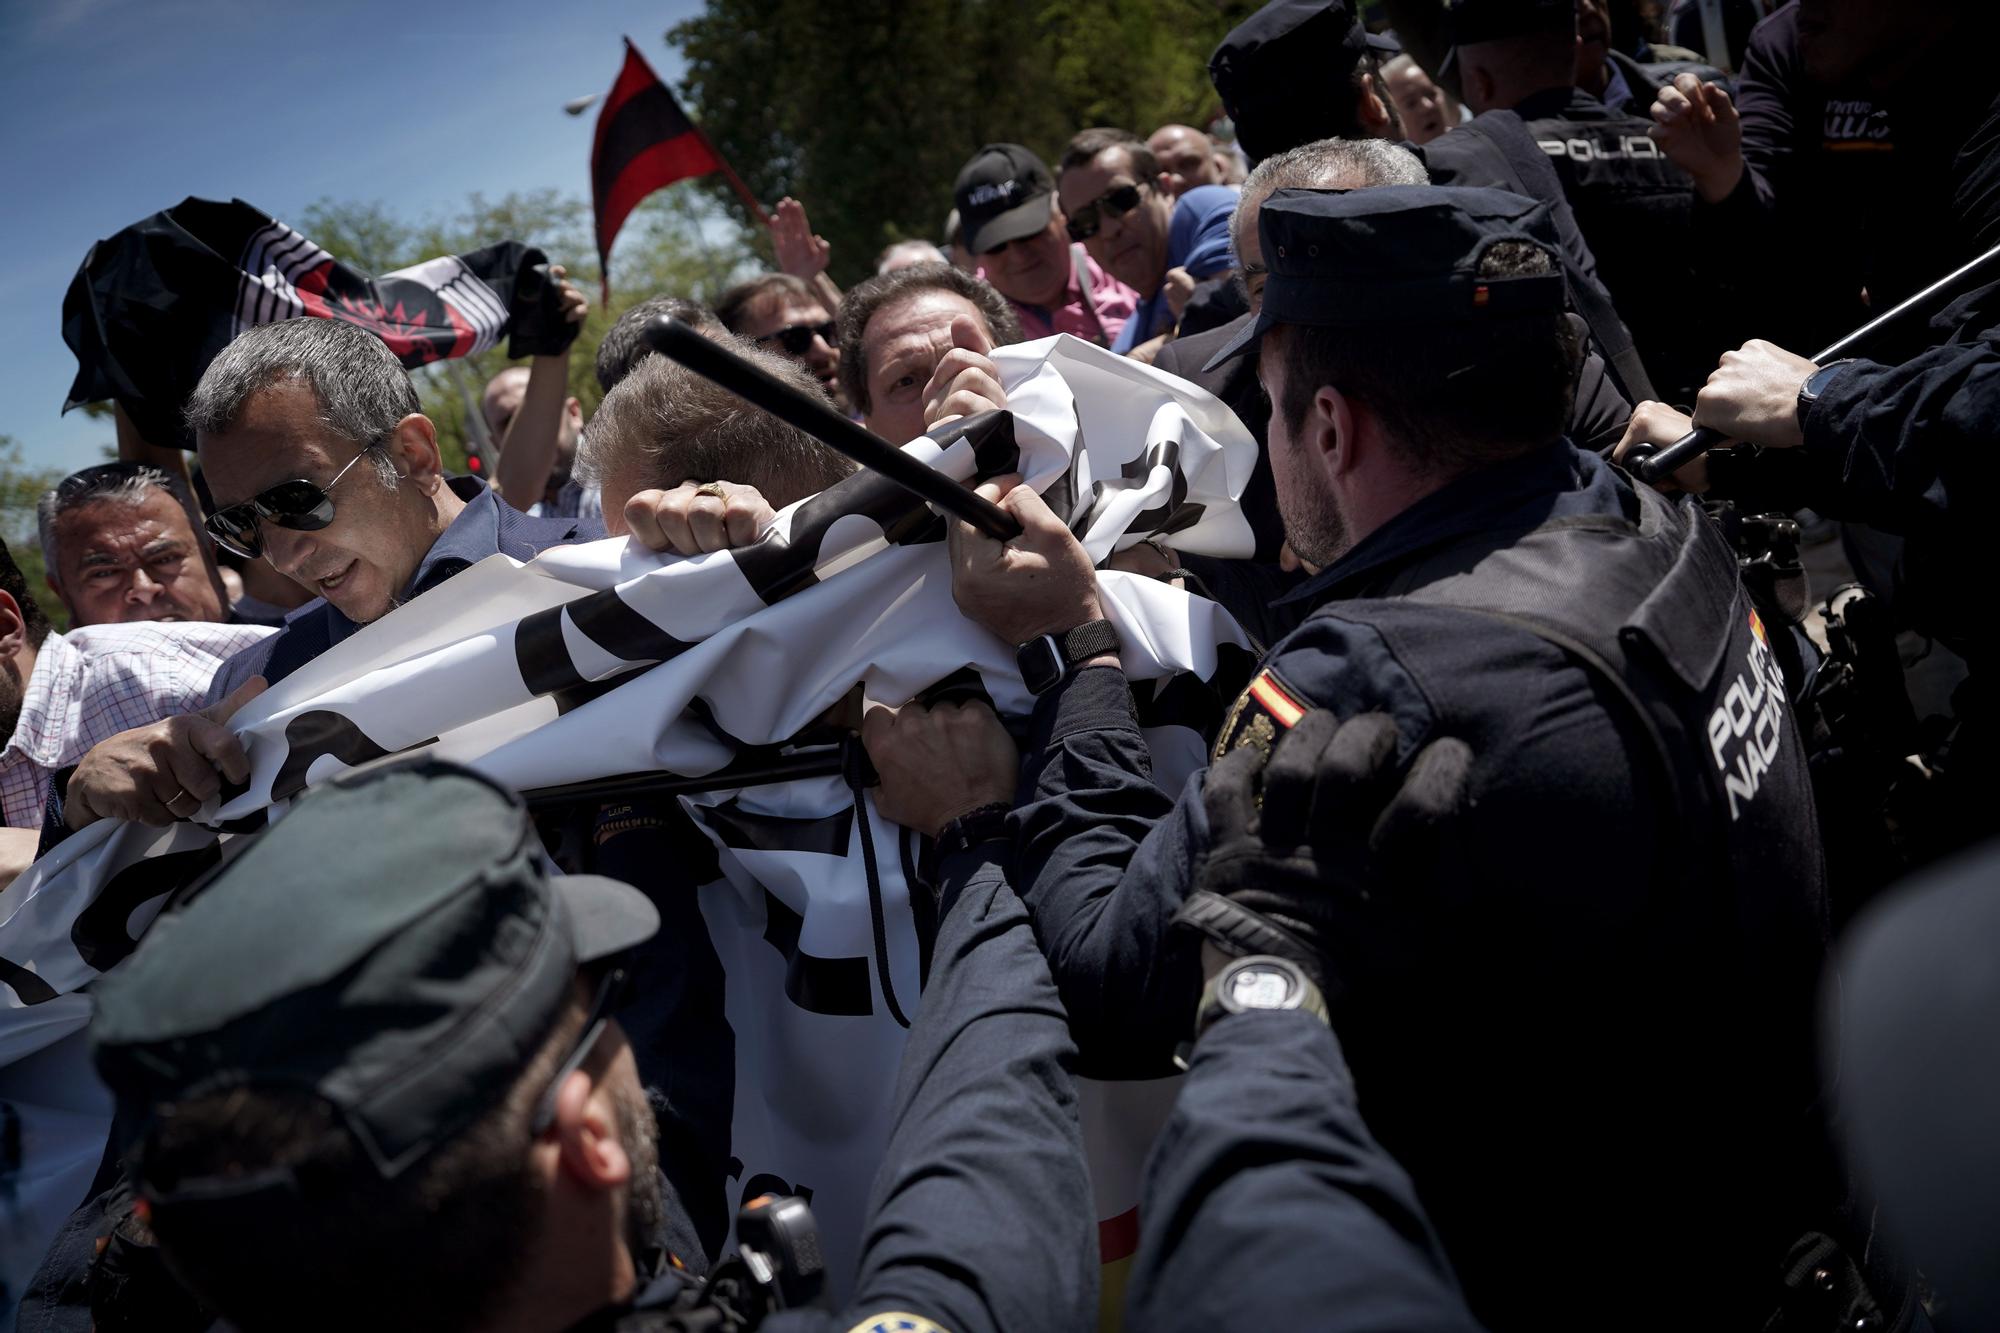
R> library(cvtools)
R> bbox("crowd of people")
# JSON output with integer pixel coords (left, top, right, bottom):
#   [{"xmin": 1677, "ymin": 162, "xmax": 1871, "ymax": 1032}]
[{"xmin": 4, "ymin": 0, "xmax": 1999, "ymax": 1329}]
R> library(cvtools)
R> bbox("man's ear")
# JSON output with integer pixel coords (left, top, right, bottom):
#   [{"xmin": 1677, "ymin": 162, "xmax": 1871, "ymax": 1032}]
[
  {"xmin": 0, "ymin": 591, "xmax": 29, "ymax": 662},
  {"xmin": 386, "ymin": 414, "xmax": 445, "ymax": 490},
  {"xmin": 1316, "ymin": 385, "xmax": 1367, "ymax": 481},
  {"xmin": 551, "ymin": 1069, "xmax": 633, "ymax": 1194},
  {"xmin": 1155, "ymin": 170, "xmax": 1175, "ymax": 197},
  {"xmin": 1358, "ymin": 81, "xmax": 1393, "ymax": 134}
]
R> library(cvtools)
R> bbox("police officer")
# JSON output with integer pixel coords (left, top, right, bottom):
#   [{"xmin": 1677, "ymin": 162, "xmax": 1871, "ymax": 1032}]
[
  {"xmin": 1128, "ymin": 709, "xmax": 1488, "ymax": 1332},
  {"xmin": 941, "ymin": 186, "xmax": 1888, "ymax": 1331},
  {"xmin": 81, "ymin": 760, "xmax": 1096, "ymax": 1333},
  {"xmin": 1210, "ymin": 0, "xmax": 1658, "ymax": 405},
  {"xmin": 1618, "ymin": 321, "xmax": 2000, "ymax": 861},
  {"xmin": 861, "ymin": 689, "xmax": 1488, "ymax": 1331},
  {"xmin": 1448, "ymin": 0, "xmax": 1726, "ymax": 403}
]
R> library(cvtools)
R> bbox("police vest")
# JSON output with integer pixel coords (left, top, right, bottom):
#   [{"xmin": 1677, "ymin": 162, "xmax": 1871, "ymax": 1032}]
[
  {"xmin": 1367, "ymin": 476, "xmax": 1825, "ymax": 907},
  {"xmin": 1522, "ymin": 100, "xmax": 1708, "ymax": 399},
  {"xmin": 1315, "ymin": 478, "xmax": 1841, "ymax": 1319}
]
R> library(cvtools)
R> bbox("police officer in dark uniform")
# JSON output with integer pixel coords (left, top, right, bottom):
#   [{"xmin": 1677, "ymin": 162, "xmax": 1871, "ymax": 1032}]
[
  {"xmin": 79, "ymin": 760, "xmax": 1096, "ymax": 1333},
  {"xmin": 1448, "ymin": 0, "xmax": 1726, "ymax": 403},
  {"xmin": 943, "ymin": 186, "xmax": 1899, "ymax": 1331},
  {"xmin": 1121, "ymin": 710, "xmax": 1488, "ymax": 1333},
  {"xmin": 1210, "ymin": 0, "xmax": 1658, "ymax": 406},
  {"xmin": 1618, "ymin": 317, "xmax": 2000, "ymax": 861}
]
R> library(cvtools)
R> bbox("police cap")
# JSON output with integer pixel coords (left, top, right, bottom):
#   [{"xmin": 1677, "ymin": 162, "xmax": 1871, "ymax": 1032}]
[
  {"xmin": 1204, "ymin": 184, "xmax": 1567, "ymax": 371},
  {"xmin": 92, "ymin": 759, "xmax": 659, "ymax": 1189},
  {"xmin": 1209, "ymin": 1, "xmax": 1400, "ymax": 165}
]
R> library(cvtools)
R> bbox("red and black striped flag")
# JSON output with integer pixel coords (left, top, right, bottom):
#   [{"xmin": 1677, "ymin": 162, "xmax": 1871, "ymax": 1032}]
[{"xmin": 591, "ymin": 39, "xmax": 761, "ymax": 300}]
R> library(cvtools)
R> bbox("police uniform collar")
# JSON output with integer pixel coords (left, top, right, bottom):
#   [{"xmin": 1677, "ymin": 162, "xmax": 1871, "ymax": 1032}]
[
  {"xmin": 1276, "ymin": 439, "xmax": 1625, "ymax": 606},
  {"xmin": 1513, "ymin": 85, "xmax": 1608, "ymax": 120}
]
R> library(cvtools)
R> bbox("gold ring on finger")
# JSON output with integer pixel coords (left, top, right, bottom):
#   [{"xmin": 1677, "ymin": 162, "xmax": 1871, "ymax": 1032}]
[{"xmin": 695, "ymin": 480, "xmax": 728, "ymax": 499}]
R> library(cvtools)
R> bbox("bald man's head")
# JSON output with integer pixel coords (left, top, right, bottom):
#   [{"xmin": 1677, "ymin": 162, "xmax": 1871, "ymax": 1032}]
[{"xmin": 1147, "ymin": 124, "xmax": 1226, "ymax": 197}]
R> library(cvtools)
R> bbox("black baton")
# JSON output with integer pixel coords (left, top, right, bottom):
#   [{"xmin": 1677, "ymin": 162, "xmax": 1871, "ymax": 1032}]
[
  {"xmin": 641, "ymin": 315, "xmax": 1022, "ymax": 540},
  {"xmin": 1633, "ymin": 239, "xmax": 2000, "ymax": 483}
]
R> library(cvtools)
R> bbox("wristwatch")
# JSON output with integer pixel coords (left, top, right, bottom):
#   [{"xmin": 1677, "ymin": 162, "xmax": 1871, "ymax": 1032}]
[
  {"xmin": 1175, "ymin": 955, "xmax": 1330, "ymax": 1068},
  {"xmin": 1795, "ymin": 358, "xmax": 1855, "ymax": 428},
  {"xmin": 1016, "ymin": 620, "xmax": 1120, "ymax": 696}
]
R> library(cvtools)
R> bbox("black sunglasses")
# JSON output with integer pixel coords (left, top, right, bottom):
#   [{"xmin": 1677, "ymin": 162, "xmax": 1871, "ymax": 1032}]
[
  {"xmin": 1065, "ymin": 183, "xmax": 1146, "ymax": 243},
  {"xmin": 530, "ymin": 965, "xmax": 631, "ymax": 1135},
  {"xmin": 755, "ymin": 320, "xmax": 836, "ymax": 356},
  {"xmin": 203, "ymin": 444, "xmax": 384, "ymax": 561}
]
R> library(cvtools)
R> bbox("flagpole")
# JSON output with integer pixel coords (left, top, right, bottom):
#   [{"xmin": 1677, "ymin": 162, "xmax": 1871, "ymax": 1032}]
[{"xmin": 642, "ymin": 316, "xmax": 1023, "ymax": 541}]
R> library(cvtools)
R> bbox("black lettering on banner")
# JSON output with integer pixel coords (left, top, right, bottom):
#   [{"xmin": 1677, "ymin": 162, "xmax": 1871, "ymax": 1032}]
[
  {"xmin": 71, "ymin": 843, "xmax": 224, "ymax": 973},
  {"xmin": 733, "ymin": 409, "xmax": 1022, "ymax": 606},
  {"xmin": 1120, "ymin": 436, "xmax": 1204, "ymax": 538},
  {"xmin": 271, "ymin": 711, "xmax": 438, "ymax": 804},
  {"xmin": 759, "ymin": 887, "xmax": 872, "ymax": 1016},
  {"xmin": 0, "ymin": 957, "xmax": 57, "ymax": 1006},
  {"xmin": 703, "ymin": 797, "xmax": 854, "ymax": 857},
  {"xmin": 516, "ymin": 605, "xmax": 590, "ymax": 697}
]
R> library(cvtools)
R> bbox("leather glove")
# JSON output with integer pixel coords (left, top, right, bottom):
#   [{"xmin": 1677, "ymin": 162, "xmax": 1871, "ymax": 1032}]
[{"xmin": 1174, "ymin": 708, "xmax": 1474, "ymax": 997}]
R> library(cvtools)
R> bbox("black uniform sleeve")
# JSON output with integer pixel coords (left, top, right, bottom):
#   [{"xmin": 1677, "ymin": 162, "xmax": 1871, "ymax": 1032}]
[
  {"xmin": 824, "ymin": 846, "xmax": 1097, "ymax": 1333},
  {"xmin": 1570, "ymin": 344, "xmax": 1635, "ymax": 450},
  {"xmin": 1124, "ymin": 1009, "xmax": 1486, "ymax": 1333},
  {"xmin": 1801, "ymin": 329, "xmax": 2000, "ymax": 534},
  {"xmin": 1005, "ymin": 665, "xmax": 1210, "ymax": 1077}
]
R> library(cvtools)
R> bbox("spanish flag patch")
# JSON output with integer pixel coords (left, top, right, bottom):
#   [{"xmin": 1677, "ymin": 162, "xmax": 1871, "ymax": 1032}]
[{"xmin": 1214, "ymin": 667, "xmax": 1307, "ymax": 761}]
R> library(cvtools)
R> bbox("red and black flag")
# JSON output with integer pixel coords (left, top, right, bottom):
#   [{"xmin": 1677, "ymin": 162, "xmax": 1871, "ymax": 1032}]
[
  {"xmin": 591, "ymin": 39, "xmax": 762, "ymax": 300},
  {"xmin": 62, "ymin": 197, "xmax": 570, "ymax": 450}
]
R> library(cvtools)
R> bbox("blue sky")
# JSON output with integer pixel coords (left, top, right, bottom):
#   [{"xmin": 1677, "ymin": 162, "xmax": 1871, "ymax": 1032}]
[{"xmin": 0, "ymin": 0, "xmax": 705, "ymax": 472}]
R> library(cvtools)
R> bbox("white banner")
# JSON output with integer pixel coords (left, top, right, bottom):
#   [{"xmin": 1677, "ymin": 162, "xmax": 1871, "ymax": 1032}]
[{"xmin": 0, "ymin": 334, "xmax": 1257, "ymax": 1301}]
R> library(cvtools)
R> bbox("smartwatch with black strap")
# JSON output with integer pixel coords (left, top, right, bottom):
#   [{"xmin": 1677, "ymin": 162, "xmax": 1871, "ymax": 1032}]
[{"xmin": 1016, "ymin": 620, "xmax": 1120, "ymax": 696}]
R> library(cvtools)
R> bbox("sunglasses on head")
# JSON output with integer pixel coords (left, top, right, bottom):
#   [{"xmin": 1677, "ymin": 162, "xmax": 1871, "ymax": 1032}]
[
  {"xmin": 1065, "ymin": 183, "xmax": 1146, "ymax": 243},
  {"xmin": 755, "ymin": 321, "xmax": 836, "ymax": 357},
  {"xmin": 203, "ymin": 443, "xmax": 385, "ymax": 561}
]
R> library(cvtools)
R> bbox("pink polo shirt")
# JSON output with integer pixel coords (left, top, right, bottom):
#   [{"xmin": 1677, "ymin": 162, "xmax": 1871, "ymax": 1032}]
[{"xmin": 991, "ymin": 245, "xmax": 1139, "ymax": 348}]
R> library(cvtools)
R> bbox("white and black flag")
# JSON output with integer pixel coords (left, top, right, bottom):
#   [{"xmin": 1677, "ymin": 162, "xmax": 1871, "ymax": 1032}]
[
  {"xmin": 62, "ymin": 196, "xmax": 554, "ymax": 450},
  {"xmin": 0, "ymin": 335, "xmax": 1259, "ymax": 1295}
]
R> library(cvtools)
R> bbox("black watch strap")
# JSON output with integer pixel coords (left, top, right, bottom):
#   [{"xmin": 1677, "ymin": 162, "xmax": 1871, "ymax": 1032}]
[
  {"xmin": 1017, "ymin": 620, "xmax": 1121, "ymax": 696},
  {"xmin": 1796, "ymin": 358, "xmax": 1855, "ymax": 427}
]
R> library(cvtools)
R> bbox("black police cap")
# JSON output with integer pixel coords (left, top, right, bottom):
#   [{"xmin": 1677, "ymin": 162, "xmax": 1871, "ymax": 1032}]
[
  {"xmin": 1204, "ymin": 185, "xmax": 1567, "ymax": 371},
  {"xmin": 93, "ymin": 760, "xmax": 659, "ymax": 1190},
  {"xmin": 1210, "ymin": 0, "xmax": 1400, "ymax": 165}
]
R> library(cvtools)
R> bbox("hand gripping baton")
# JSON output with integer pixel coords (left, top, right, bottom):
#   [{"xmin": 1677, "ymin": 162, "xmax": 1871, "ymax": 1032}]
[{"xmin": 1631, "ymin": 240, "xmax": 2000, "ymax": 483}]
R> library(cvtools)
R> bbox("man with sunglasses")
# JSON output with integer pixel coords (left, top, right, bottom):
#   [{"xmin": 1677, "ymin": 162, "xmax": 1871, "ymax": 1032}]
[
  {"xmin": 714, "ymin": 273, "xmax": 845, "ymax": 408},
  {"xmin": 49, "ymin": 318, "xmax": 602, "ymax": 834},
  {"xmin": 952, "ymin": 143, "xmax": 1138, "ymax": 348},
  {"xmin": 1055, "ymin": 128, "xmax": 1239, "ymax": 362},
  {"xmin": 77, "ymin": 758, "xmax": 1095, "ymax": 1332}
]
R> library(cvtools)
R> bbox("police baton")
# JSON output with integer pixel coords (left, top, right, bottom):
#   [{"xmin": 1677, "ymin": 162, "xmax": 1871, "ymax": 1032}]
[
  {"xmin": 1632, "ymin": 239, "xmax": 2000, "ymax": 483},
  {"xmin": 640, "ymin": 315, "xmax": 1022, "ymax": 541}
]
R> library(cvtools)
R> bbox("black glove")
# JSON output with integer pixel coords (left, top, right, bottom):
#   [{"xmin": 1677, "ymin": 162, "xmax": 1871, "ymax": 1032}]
[{"xmin": 1174, "ymin": 709, "xmax": 1473, "ymax": 997}]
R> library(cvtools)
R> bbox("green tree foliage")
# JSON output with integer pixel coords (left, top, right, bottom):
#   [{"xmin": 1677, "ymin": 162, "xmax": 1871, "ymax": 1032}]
[
  {"xmin": 669, "ymin": 0, "xmax": 1261, "ymax": 285},
  {"xmin": 294, "ymin": 189, "xmax": 755, "ymax": 472},
  {"xmin": 0, "ymin": 434, "xmax": 72, "ymax": 629}
]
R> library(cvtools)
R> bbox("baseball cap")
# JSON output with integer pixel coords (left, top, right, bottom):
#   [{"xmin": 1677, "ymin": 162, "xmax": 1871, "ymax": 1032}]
[
  {"xmin": 1203, "ymin": 185, "xmax": 1566, "ymax": 371},
  {"xmin": 93, "ymin": 759, "xmax": 660, "ymax": 1192},
  {"xmin": 1209, "ymin": 1, "xmax": 1402, "ymax": 165},
  {"xmin": 953, "ymin": 144, "xmax": 1057, "ymax": 255}
]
